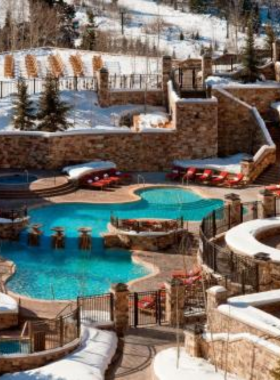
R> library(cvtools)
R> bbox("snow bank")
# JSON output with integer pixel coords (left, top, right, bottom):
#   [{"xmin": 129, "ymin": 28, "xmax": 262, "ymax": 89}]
[
  {"xmin": 0, "ymin": 292, "xmax": 18, "ymax": 314},
  {"xmin": 174, "ymin": 153, "xmax": 246, "ymax": 174},
  {"xmin": 1, "ymin": 326, "xmax": 117, "ymax": 380},
  {"xmin": 225, "ymin": 217, "xmax": 280, "ymax": 262},
  {"xmin": 62, "ymin": 161, "xmax": 116, "ymax": 180},
  {"xmin": 153, "ymin": 347, "xmax": 241, "ymax": 380}
]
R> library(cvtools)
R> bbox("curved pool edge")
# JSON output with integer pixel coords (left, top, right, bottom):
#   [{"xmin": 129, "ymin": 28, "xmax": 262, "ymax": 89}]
[{"xmin": 2, "ymin": 250, "xmax": 159, "ymax": 310}]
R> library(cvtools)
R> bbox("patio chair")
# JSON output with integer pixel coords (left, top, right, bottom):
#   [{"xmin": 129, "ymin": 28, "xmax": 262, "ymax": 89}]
[
  {"xmin": 183, "ymin": 167, "xmax": 197, "ymax": 181},
  {"xmin": 211, "ymin": 171, "xmax": 228, "ymax": 185},
  {"xmin": 165, "ymin": 166, "xmax": 184, "ymax": 181},
  {"xmin": 226, "ymin": 173, "xmax": 244, "ymax": 187},
  {"xmin": 196, "ymin": 169, "xmax": 213, "ymax": 183},
  {"xmin": 265, "ymin": 183, "xmax": 280, "ymax": 192}
]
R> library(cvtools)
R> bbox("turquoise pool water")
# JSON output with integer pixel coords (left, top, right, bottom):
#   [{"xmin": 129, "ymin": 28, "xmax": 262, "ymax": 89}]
[
  {"xmin": 0, "ymin": 340, "xmax": 30, "ymax": 355},
  {"xmin": 2, "ymin": 187, "xmax": 223, "ymax": 300},
  {"xmin": 0, "ymin": 174, "xmax": 38, "ymax": 186}
]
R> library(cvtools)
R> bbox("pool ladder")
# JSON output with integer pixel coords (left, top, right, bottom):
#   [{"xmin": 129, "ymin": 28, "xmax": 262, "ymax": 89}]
[{"xmin": 137, "ymin": 174, "xmax": 146, "ymax": 187}]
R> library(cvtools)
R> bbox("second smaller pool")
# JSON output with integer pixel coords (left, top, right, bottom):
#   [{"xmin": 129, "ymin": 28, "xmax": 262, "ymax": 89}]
[
  {"xmin": 0, "ymin": 174, "xmax": 38, "ymax": 186},
  {"xmin": 0, "ymin": 339, "xmax": 31, "ymax": 355}
]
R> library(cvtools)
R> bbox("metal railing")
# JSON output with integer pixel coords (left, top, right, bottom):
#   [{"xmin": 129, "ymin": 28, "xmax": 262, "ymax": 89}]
[
  {"xmin": 110, "ymin": 215, "xmax": 184, "ymax": 233},
  {"xmin": 77, "ymin": 293, "xmax": 114, "ymax": 325},
  {"xmin": 0, "ymin": 76, "xmax": 97, "ymax": 99},
  {"xmin": 108, "ymin": 74, "xmax": 162, "ymax": 90},
  {"xmin": 199, "ymin": 200, "xmax": 269, "ymax": 293}
]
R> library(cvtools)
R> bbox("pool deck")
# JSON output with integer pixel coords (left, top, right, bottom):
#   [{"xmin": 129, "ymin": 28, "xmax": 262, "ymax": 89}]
[{"xmin": 0, "ymin": 171, "xmax": 264, "ymax": 319}]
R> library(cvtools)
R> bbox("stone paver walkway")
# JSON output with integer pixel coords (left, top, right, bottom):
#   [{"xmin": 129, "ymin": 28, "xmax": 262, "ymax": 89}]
[{"xmin": 106, "ymin": 326, "xmax": 182, "ymax": 380}]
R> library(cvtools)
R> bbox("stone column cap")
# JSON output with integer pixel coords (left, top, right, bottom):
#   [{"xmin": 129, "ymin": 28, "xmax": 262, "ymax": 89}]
[
  {"xmin": 259, "ymin": 189, "xmax": 274, "ymax": 196},
  {"xmin": 100, "ymin": 67, "xmax": 109, "ymax": 73},
  {"xmin": 224, "ymin": 193, "xmax": 240, "ymax": 202},
  {"xmin": 111, "ymin": 282, "xmax": 128, "ymax": 292}
]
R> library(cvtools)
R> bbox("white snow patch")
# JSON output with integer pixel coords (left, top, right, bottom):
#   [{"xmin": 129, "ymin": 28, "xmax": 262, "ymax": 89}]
[
  {"xmin": 62, "ymin": 161, "xmax": 116, "ymax": 180},
  {"xmin": 174, "ymin": 153, "xmax": 246, "ymax": 174},
  {"xmin": 225, "ymin": 217, "xmax": 280, "ymax": 263},
  {"xmin": 1, "ymin": 326, "xmax": 117, "ymax": 380},
  {"xmin": 153, "ymin": 347, "xmax": 241, "ymax": 380},
  {"xmin": 0, "ymin": 292, "xmax": 18, "ymax": 314}
]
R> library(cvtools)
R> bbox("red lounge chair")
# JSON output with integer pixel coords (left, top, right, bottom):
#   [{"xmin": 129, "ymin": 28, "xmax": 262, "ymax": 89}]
[
  {"xmin": 90, "ymin": 180, "xmax": 108, "ymax": 190},
  {"xmin": 197, "ymin": 169, "xmax": 213, "ymax": 182},
  {"xmin": 172, "ymin": 266, "xmax": 201, "ymax": 279},
  {"xmin": 226, "ymin": 173, "xmax": 244, "ymax": 187},
  {"xmin": 265, "ymin": 184, "xmax": 280, "ymax": 192},
  {"xmin": 182, "ymin": 275, "xmax": 202, "ymax": 286},
  {"xmin": 211, "ymin": 171, "xmax": 228, "ymax": 185},
  {"xmin": 183, "ymin": 167, "xmax": 197, "ymax": 181}
]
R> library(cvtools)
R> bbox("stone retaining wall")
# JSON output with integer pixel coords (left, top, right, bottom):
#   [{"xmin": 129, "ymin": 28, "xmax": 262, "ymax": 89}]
[
  {"xmin": 0, "ymin": 339, "xmax": 80, "ymax": 374},
  {"xmin": 0, "ymin": 98, "xmax": 218, "ymax": 170},
  {"xmin": 212, "ymin": 88, "xmax": 268, "ymax": 157},
  {"xmin": 0, "ymin": 218, "xmax": 29, "ymax": 240},
  {"xmin": 109, "ymin": 89, "xmax": 163, "ymax": 106},
  {"xmin": 0, "ymin": 313, "xmax": 18, "ymax": 330}
]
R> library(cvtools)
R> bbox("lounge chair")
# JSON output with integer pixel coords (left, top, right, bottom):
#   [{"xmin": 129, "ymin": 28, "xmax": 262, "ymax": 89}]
[
  {"xmin": 226, "ymin": 173, "xmax": 244, "ymax": 187},
  {"xmin": 166, "ymin": 166, "xmax": 184, "ymax": 181},
  {"xmin": 197, "ymin": 169, "xmax": 213, "ymax": 183},
  {"xmin": 265, "ymin": 184, "xmax": 280, "ymax": 192},
  {"xmin": 211, "ymin": 171, "xmax": 228, "ymax": 185},
  {"xmin": 172, "ymin": 266, "xmax": 201, "ymax": 279},
  {"xmin": 183, "ymin": 167, "xmax": 197, "ymax": 181}
]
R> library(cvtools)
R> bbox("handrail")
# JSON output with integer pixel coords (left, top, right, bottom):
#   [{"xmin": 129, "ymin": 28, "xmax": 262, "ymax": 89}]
[
  {"xmin": 56, "ymin": 302, "xmax": 74, "ymax": 318},
  {"xmin": 137, "ymin": 174, "xmax": 145, "ymax": 187}
]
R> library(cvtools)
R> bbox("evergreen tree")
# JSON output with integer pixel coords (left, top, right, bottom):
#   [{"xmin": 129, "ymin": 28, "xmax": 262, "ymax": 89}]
[
  {"xmin": 37, "ymin": 75, "xmax": 71, "ymax": 132},
  {"xmin": 242, "ymin": 16, "xmax": 259, "ymax": 83},
  {"xmin": 265, "ymin": 24, "xmax": 276, "ymax": 60},
  {"xmin": 13, "ymin": 79, "xmax": 35, "ymax": 131}
]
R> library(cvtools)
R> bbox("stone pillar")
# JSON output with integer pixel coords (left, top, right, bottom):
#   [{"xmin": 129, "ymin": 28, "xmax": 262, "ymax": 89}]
[
  {"xmin": 273, "ymin": 40, "xmax": 280, "ymax": 63},
  {"xmin": 98, "ymin": 67, "xmax": 110, "ymax": 107},
  {"xmin": 162, "ymin": 55, "xmax": 172, "ymax": 107},
  {"xmin": 165, "ymin": 278, "xmax": 185, "ymax": 327},
  {"xmin": 110, "ymin": 283, "xmax": 129, "ymax": 337},
  {"xmin": 258, "ymin": 189, "xmax": 276, "ymax": 219},
  {"xmin": 224, "ymin": 193, "xmax": 242, "ymax": 227},
  {"xmin": 206, "ymin": 286, "xmax": 228, "ymax": 332},
  {"xmin": 240, "ymin": 156, "xmax": 254, "ymax": 183},
  {"xmin": 184, "ymin": 325, "xmax": 203, "ymax": 358},
  {"xmin": 202, "ymin": 53, "xmax": 213, "ymax": 82}
]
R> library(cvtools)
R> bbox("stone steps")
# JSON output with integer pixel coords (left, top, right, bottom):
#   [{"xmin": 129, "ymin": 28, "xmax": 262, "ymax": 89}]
[{"xmin": 0, "ymin": 181, "xmax": 77, "ymax": 199}]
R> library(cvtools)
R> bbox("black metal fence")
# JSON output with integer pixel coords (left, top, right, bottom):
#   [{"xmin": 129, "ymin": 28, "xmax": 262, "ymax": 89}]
[
  {"xmin": 108, "ymin": 74, "xmax": 162, "ymax": 90},
  {"xmin": 29, "ymin": 309, "xmax": 80, "ymax": 353},
  {"xmin": 199, "ymin": 201, "xmax": 268, "ymax": 293},
  {"xmin": 77, "ymin": 293, "xmax": 114, "ymax": 325},
  {"xmin": 0, "ymin": 76, "xmax": 98, "ymax": 98},
  {"xmin": 129, "ymin": 289, "xmax": 166, "ymax": 327}
]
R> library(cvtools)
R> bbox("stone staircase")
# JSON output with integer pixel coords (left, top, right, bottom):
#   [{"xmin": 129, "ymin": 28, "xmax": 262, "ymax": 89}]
[
  {"xmin": 254, "ymin": 121, "xmax": 280, "ymax": 186},
  {"xmin": 0, "ymin": 181, "xmax": 77, "ymax": 200}
]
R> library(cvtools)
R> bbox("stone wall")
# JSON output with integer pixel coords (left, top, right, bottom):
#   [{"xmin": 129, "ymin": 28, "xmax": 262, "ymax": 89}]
[
  {"xmin": 200, "ymin": 335, "xmax": 279, "ymax": 380},
  {"xmin": 0, "ymin": 339, "xmax": 80, "ymax": 374},
  {"xmin": 224, "ymin": 86, "xmax": 280, "ymax": 116},
  {"xmin": 0, "ymin": 218, "xmax": 29, "ymax": 240},
  {"xmin": 0, "ymin": 97, "xmax": 218, "ymax": 170},
  {"xmin": 212, "ymin": 88, "xmax": 268, "ymax": 156},
  {"xmin": 109, "ymin": 89, "xmax": 163, "ymax": 106},
  {"xmin": 0, "ymin": 313, "xmax": 18, "ymax": 330}
]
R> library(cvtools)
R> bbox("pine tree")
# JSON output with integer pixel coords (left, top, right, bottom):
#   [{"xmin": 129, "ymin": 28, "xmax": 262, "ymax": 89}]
[
  {"xmin": 37, "ymin": 75, "xmax": 71, "ymax": 132},
  {"xmin": 265, "ymin": 24, "xmax": 276, "ymax": 60},
  {"xmin": 13, "ymin": 79, "xmax": 35, "ymax": 131},
  {"xmin": 242, "ymin": 16, "xmax": 259, "ymax": 83}
]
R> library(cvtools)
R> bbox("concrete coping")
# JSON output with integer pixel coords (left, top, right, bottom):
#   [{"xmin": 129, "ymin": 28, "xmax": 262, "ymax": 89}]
[{"xmin": 206, "ymin": 285, "xmax": 227, "ymax": 295}]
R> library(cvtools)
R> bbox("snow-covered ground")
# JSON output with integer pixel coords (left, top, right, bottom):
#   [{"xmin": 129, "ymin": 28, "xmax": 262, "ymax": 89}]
[
  {"xmin": 153, "ymin": 348, "xmax": 241, "ymax": 380},
  {"xmin": 68, "ymin": 0, "xmax": 266, "ymax": 60},
  {"xmin": 0, "ymin": 48, "xmax": 161, "ymax": 81},
  {"xmin": 0, "ymin": 90, "xmax": 166, "ymax": 132}
]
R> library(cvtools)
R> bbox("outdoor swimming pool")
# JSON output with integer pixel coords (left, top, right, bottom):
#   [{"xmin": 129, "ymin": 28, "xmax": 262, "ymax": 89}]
[
  {"xmin": 3, "ymin": 187, "xmax": 223, "ymax": 300},
  {"xmin": 0, "ymin": 174, "xmax": 38, "ymax": 186},
  {"xmin": 0, "ymin": 339, "xmax": 30, "ymax": 355}
]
